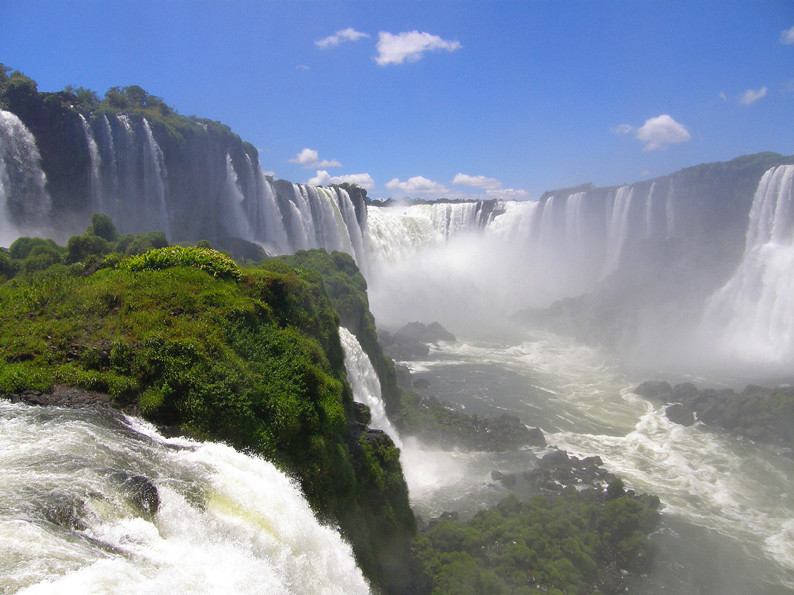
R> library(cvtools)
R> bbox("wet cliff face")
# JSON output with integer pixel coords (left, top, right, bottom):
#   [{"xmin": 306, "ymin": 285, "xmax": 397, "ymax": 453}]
[{"xmin": 1, "ymin": 82, "xmax": 368, "ymax": 252}]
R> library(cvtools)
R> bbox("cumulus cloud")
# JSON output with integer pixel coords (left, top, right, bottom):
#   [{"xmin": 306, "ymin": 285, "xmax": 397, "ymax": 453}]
[
  {"xmin": 289, "ymin": 148, "xmax": 342, "ymax": 169},
  {"xmin": 308, "ymin": 170, "xmax": 375, "ymax": 190},
  {"xmin": 451, "ymin": 173, "xmax": 502, "ymax": 191},
  {"xmin": 614, "ymin": 115, "xmax": 691, "ymax": 151},
  {"xmin": 451, "ymin": 173, "xmax": 530, "ymax": 200},
  {"xmin": 385, "ymin": 176, "xmax": 451, "ymax": 196},
  {"xmin": 315, "ymin": 27, "xmax": 370, "ymax": 49},
  {"xmin": 636, "ymin": 115, "xmax": 691, "ymax": 151},
  {"xmin": 739, "ymin": 86, "xmax": 768, "ymax": 105},
  {"xmin": 375, "ymin": 31, "xmax": 462, "ymax": 66},
  {"xmin": 781, "ymin": 26, "xmax": 794, "ymax": 45}
]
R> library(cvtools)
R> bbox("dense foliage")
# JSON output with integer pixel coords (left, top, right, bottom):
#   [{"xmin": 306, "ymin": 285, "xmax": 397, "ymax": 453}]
[
  {"xmin": 276, "ymin": 249, "xmax": 402, "ymax": 416},
  {"xmin": 0, "ymin": 226, "xmax": 417, "ymax": 594},
  {"xmin": 415, "ymin": 485, "xmax": 660, "ymax": 595}
]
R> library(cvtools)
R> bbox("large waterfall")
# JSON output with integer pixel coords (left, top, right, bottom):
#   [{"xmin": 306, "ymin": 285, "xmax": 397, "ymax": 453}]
[
  {"xmin": 0, "ymin": 110, "xmax": 51, "ymax": 243},
  {"xmin": 0, "ymin": 401, "xmax": 370, "ymax": 594},
  {"xmin": 701, "ymin": 164, "xmax": 794, "ymax": 367},
  {"xmin": 1, "ymin": 107, "xmax": 791, "ymax": 369}
]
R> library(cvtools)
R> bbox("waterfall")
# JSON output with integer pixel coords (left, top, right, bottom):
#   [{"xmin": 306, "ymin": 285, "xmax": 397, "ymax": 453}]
[
  {"xmin": 0, "ymin": 401, "xmax": 370, "ymax": 594},
  {"xmin": 339, "ymin": 327, "xmax": 402, "ymax": 448},
  {"xmin": 79, "ymin": 114, "xmax": 102, "ymax": 212},
  {"xmin": 644, "ymin": 182, "xmax": 656, "ymax": 239},
  {"xmin": 601, "ymin": 186, "xmax": 634, "ymax": 279},
  {"xmin": 255, "ymin": 168, "xmax": 290, "ymax": 253},
  {"xmin": 334, "ymin": 187, "xmax": 367, "ymax": 270},
  {"xmin": 221, "ymin": 153, "xmax": 251, "ymax": 240},
  {"xmin": 0, "ymin": 110, "xmax": 51, "ymax": 241},
  {"xmin": 141, "ymin": 119, "xmax": 170, "ymax": 237},
  {"xmin": 701, "ymin": 164, "xmax": 794, "ymax": 365}
]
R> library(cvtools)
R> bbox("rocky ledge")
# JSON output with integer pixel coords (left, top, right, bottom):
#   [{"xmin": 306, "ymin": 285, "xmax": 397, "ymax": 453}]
[{"xmin": 635, "ymin": 380, "xmax": 794, "ymax": 452}]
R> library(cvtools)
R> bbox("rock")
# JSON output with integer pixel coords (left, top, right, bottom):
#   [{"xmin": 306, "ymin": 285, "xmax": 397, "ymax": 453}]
[
  {"xmin": 665, "ymin": 403, "xmax": 695, "ymax": 426},
  {"xmin": 42, "ymin": 494, "xmax": 88, "ymax": 531},
  {"xmin": 111, "ymin": 472, "xmax": 160, "ymax": 517},
  {"xmin": 673, "ymin": 382, "xmax": 698, "ymax": 400},
  {"xmin": 633, "ymin": 380, "xmax": 673, "ymax": 398},
  {"xmin": 393, "ymin": 322, "xmax": 456, "ymax": 344},
  {"xmin": 394, "ymin": 364, "xmax": 413, "ymax": 390}
]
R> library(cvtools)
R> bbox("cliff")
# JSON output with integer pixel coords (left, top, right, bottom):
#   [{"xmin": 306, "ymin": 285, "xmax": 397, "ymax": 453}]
[
  {"xmin": 0, "ymin": 68, "xmax": 368, "ymax": 258},
  {"xmin": 0, "ymin": 236, "xmax": 418, "ymax": 593}
]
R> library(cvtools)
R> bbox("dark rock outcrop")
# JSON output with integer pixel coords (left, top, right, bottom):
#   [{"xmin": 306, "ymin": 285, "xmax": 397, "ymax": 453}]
[{"xmin": 634, "ymin": 380, "xmax": 794, "ymax": 450}]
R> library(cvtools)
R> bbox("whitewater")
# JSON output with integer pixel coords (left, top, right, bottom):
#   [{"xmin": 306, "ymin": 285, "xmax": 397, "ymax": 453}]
[{"xmin": 0, "ymin": 401, "xmax": 370, "ymax": 594}]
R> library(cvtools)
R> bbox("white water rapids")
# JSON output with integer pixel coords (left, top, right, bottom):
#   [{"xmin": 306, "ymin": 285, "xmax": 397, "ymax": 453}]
[
  {"xmin": 390, "ymin": 334, "xmax": 794, "ymax": 593},
  {"xmin": 0, "ymin": 401, "xmax": 369, "ymax": 594}
]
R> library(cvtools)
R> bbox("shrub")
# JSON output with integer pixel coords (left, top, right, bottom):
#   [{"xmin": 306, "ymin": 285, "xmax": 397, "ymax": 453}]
[
  {"xmin": 86, "ymin": 213, "xmax": 119, "ymax": 242},
  {"xmin": 120, "ymin": 246, "xmax": 242, "ymax": 281}
]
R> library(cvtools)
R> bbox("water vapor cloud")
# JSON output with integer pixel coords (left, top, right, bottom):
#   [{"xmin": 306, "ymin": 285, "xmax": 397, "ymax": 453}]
[
  {"xmin": 613, "ymin": 114, "xmax": 691, "ymax": 151},
  {"xmin": 290, "ymin": 148, "xmax": 341, "ymax": 169},
  {"xmin": 315, "ymin": 28, "xmax": 370, "ymax": 49},
  {"xmin": 309, "ymin": 170, "xmax": 375, "ymax": 190},
  {"xmin": 739, "ymin": 86, "xmax": 768, "ymax": 105},
  {"xmin": 780, "ymin": 25, "xmax": 794, "ymax": 45},
  {"xmin": 375, "ymin": 31, "xmax": 462, "ymax": 66}
]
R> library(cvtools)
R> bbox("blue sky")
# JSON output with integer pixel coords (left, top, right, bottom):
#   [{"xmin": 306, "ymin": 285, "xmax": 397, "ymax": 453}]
[{"xmin": 1, "ymin": 1, "xmax": 792, "ymax": 200}]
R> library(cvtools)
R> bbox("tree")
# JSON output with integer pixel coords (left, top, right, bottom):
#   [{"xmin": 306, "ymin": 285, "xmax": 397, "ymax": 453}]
[{"xmin": 86, "ymin": 213, "xmax": 119, "ymax": 242}]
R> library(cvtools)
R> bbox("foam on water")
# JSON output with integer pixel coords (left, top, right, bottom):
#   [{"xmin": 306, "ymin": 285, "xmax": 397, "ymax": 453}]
[{"xmin": 0, "ymin": 401, "xmax": 370, "ymax": 594}]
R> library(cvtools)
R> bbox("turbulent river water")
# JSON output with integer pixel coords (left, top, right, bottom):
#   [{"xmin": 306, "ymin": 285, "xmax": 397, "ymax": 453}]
[
  {"xmin": 0, "ymin": 401, "xmax": 369, "ymax": 594},
  {"xmin": 395, "ymin": 332, "xmax": 794, "ymax": 594}
]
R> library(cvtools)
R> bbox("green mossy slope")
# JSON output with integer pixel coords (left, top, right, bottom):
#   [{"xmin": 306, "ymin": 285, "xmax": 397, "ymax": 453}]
[{"xmin": 0, "ymin": 241, "xmax": 417, "ymax": 593}]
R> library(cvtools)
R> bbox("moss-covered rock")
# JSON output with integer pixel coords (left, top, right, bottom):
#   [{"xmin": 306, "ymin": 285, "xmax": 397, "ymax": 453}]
[{"xmin": 0, "ymin": 238, "xmax": 418, "ymax": 594}]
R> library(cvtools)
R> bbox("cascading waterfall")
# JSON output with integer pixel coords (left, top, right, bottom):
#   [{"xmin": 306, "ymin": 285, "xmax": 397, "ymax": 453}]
[
  {"xmin": 0, "ymin": 401, "xmax": 370, "ymax": 594},
  {"xmin": 601, "ymin": 186, "xmax": 634, "ymax": 279},
  {"xmin": 339, "ymin": 327, "xmax": 402, "ymax": 447},
  {"xmin": 254, "ymin": 168, "xmax": 290, "ymax": 253},
  {"xmin": 78, "ymin": 114, "xmax": 102, "ymax": 213},
  {"xmin": 701, "ymin": 164, "xmax": 794, "ymax": 365},
  {"xmin": 141, "ymin": 118, "xmax": 170, "ymax": 237},
  {"xmin": 0, "ymin": 110, "xmax": 51, "ymax": 240},
  {"xmin": 221, "ymin": 153, "xmax": 251, "ymax": 239}
]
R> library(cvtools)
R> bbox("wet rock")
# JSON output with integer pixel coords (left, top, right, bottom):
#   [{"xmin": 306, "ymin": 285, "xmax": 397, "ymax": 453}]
[
  {"xmin": 111, "ymin": 472, "xmax": 160, "ymax": 517},
  {"xmin": 665, "ymin": 403, "xmax": 695, "ymax": 426},
  {"xmin": 42, "ymin": 494, "xmax": 88, "ymax": 531}
]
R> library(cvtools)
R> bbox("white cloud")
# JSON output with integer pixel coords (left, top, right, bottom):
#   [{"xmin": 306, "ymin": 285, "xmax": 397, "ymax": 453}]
[
  {"xmin": 487, "ymin": 187, "xmax": 531, "ymax": 200},
  {"xmin": 315, "ymin": 27, "xmax": 370, "ymax": 49},
  {"xmin": 451, "ymin": 173, "xmax": 530, "ymax": 200},
  {"xmin": 308, "ymin": 170, "xmax": 375, "ymax": 190},
  {"xmin": 635, "ymin": 114, "xmax": 691, "ymax": 151},
  {"xmin": 719, "ymin": 91, "xmax": 728, "ymax": 102},
  {"xmin": 385, "ymin": 176, "xmax": 451, "ymax": 196},
  {"xmin": 296, "ymin": 65, "xmax": 310, "ymax": 71},
  {"xmin": 452, "ymin": 173, "xmax": 502, "ymax": 191},
  {"xmin": 739, "ymin": 86, "xmax": 768, "ymax": 105},
  {"xmin": 289, "ymin": 148, "xmax": 342, "ymax": 169},
  {"xmin": 611, "ymin": 123, "xmax": 634, "ymax": 136},
  {"xmin": 780, "ymin": 26, "xmax": 794, "ymax": 45},
  {"xmin": 375, "ymin": 31, "xmax": 462, "ymax": 66}
]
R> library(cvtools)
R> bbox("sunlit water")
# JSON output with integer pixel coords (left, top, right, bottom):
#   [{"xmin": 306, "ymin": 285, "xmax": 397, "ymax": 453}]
[
  {"xmin": 396, "ymin": 332, "xmax": 794, "ymax": 594},
  {"xmin": 0, "ymin": 401, "xmax": 369, "ymax": 594}
]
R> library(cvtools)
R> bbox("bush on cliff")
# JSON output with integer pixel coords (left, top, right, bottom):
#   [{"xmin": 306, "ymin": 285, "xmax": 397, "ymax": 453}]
[{"xmin": 0, "ymin": 236, "xmax": 418, "ymax": 594}]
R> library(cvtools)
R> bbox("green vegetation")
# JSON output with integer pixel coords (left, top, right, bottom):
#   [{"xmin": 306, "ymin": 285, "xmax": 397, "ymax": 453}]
[
  {"xmin": 276, "ymin": 249, "xmax": 402, "ymax": 416},
  {"xmin": 0, "ymin": 223, "xmax": 416, "ymax": 594},
  {"xmin": 415, "ymin": 486, "xmax": 660, "ymax": 594}
]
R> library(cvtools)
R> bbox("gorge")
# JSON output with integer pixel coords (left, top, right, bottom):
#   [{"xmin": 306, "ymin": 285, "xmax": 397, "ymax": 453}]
[{"xmin": 1, "ymin": 73, "xmax": 793, "ymax": 593}]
